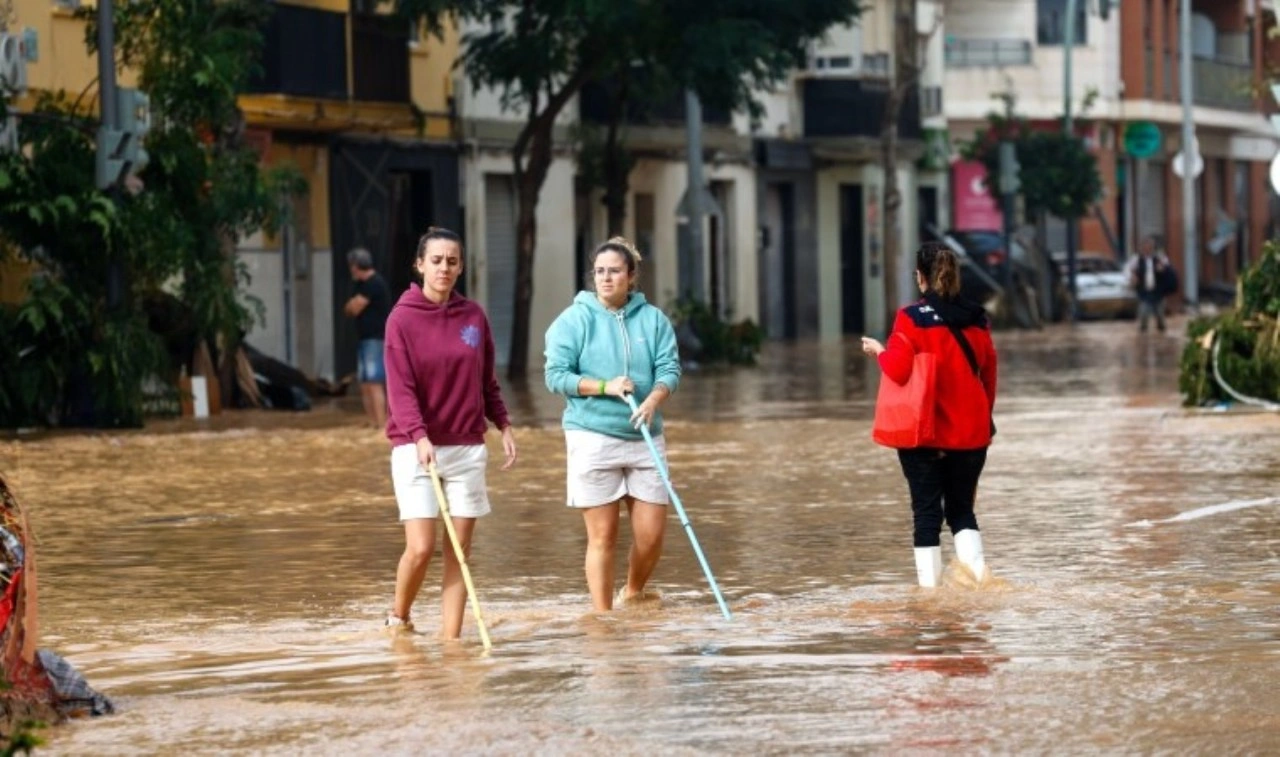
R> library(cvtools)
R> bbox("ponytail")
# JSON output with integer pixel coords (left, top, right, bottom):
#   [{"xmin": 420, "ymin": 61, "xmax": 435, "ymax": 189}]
[{"xmin": 917, "ymin": 241, "xmax": 961, "ymax": 299}]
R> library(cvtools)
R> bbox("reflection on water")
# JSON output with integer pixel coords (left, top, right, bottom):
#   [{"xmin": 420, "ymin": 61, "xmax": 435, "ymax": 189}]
[{"xmin": 3, "ymin": 320, "xmax": 1279, "ymax": 753}]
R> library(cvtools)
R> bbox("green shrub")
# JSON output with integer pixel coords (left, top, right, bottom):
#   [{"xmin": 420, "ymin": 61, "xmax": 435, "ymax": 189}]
[
  {"xmin": 1179, "ymin": 240, "xmax": 1280, "ymax": 406},
  {"xmin": 667, "ymin": 298, "xmax": 765, "ymax": 366}
]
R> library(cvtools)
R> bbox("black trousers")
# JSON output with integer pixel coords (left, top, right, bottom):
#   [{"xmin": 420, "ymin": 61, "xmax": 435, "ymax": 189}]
[{"xmin": 897, "ymin": 447, "xmax": 988, "ymax": 548}]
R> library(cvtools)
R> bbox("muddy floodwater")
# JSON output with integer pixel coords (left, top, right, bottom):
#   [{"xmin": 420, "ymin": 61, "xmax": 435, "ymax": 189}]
[{"xmin": 3, "ymin": 320, "xmax": 1278, "ymax": 754}]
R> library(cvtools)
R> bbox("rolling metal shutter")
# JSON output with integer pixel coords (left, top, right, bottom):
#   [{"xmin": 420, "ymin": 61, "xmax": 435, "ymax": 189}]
[{"xmin": 485, "ymin": 175, "xmax": 517, "ymax": 366}]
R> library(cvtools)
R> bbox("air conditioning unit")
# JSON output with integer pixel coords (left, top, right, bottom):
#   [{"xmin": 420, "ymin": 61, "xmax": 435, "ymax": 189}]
[
  {"xmin": 51, "ymin": 0, "xmax": 82, "ymax": 10},
  {"xmin": 1, "ymin": 33, "xmax": 29, "ymax": 94}
]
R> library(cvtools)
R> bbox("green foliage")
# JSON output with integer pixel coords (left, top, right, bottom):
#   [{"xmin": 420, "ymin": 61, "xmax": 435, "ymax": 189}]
[
  {"xmin": 1179, "ymin": 241, "xmax": 1280, "ymax": 406},
  {"xmin": 963, "ymin": 91, "xmax": 1103, "ymax": 221},
  {"xmin": 0, "ymin": 0, "xmax": 306, "ymax": 428},
  {"xmin": 668, "ymin": 298, "xmax": 765, "ymax": 366},
  {"xmin": 0, "ymin": 720, "xmax": 45, "ymax": 756},
  {"xmin": 0, "ymin": 672, "xmax": 46, "ymax": 756},
  {"xmin": 1239, "ymin": 239, "xmax": 1280, "ymax": 317}
]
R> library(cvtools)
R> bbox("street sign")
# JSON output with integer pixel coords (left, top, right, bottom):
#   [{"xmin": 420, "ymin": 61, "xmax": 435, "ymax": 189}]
[{"xmin": 1123, "ymin": 121, "xmax": 1161, "ymax": 159}]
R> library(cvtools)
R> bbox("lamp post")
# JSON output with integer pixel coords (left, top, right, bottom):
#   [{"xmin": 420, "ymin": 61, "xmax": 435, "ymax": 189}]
[
  {"xmin": 1178, "ymin": 0, "xmax": 1198, "ymax": 310},
  {"xmin": 1061, "ymin": 0, "xmax": 1082, "ymax": 322}
]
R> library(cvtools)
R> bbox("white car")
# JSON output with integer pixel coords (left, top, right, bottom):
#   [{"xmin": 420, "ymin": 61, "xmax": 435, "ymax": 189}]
[{"xmin": 1053, "ymin": 253, "xmax": 1138, "ymax": 319}]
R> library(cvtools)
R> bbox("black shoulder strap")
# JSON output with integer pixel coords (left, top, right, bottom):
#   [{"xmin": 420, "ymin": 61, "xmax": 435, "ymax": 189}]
[{"xmin": 946, "ymin": 323, "xmax": 982, "ymax": 377}]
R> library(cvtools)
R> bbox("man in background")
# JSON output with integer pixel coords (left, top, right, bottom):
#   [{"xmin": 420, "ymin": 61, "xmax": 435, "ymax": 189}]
[
  {"xmin": 344, "ymin": 248, "xmax": 391, "ymax": 427},
  {"xmin": 1126, "ymin": 235, "xmax": 1176, "ymax": 334}
]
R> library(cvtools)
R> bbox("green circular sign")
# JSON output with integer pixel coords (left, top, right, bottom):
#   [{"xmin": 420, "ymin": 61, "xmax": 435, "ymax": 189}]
[{"xmin": 1124, "ymin": 121, "xmax": 1162, "ymax": 159}]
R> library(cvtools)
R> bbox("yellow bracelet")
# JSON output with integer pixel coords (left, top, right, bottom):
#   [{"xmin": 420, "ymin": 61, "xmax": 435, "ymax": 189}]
[{"xmin": 598, "ymin": 379, "xmax": 606, "ymax": 396}]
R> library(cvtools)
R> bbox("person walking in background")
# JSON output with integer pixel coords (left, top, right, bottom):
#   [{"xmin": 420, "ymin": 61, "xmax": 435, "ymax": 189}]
[
  {"xmin": 861, "ymin": 242, "xmax": 999, "ymax": 588},
  {"xmin": 544, "ymin": 237, "xmax": 682, "ymax": 611},
  {"xmin": 344, "ymin": 248, "xmax": 391, "ymax": 428},
  {"xmin": 383, "ymin": 227, "xmax": 517, "ymax": 636},
  {"xmin": 1126, "ymin": 235, "xmax": 1176, "ymax": 333}
]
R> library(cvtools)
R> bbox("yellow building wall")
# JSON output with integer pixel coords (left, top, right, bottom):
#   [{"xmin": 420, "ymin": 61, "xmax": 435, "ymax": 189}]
[
  {"xmin": 260, "ymin": 141, "xmax": 331, "ymax": 252},
  {"xmin": 0, "ymin": 257, "xmax": 34, "ymax": 306},
  {"xmin": 411, "ymin": 22, "xmax": 459, "ymax": 118},
  {"xmin": 10, "ymin": 0, "xmax": 138, "ymax": 102}
]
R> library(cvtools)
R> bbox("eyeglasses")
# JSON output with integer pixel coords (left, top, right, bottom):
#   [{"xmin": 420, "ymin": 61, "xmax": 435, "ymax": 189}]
[{"xmin": 593, "ymin": 266, "xmax": 626, "ymax": 277}]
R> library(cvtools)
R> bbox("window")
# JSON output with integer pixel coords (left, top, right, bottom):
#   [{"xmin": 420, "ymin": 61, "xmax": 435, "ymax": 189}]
[{"xmin": 1037, "ymin": 0, "xmax": 1087, "ymax": 46}]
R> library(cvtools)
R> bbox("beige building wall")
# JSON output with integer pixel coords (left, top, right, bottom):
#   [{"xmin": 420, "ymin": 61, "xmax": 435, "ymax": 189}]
[
  {"xmin": 623, "ymin": 159, "xmax": 758, "ymax": 321},
  {"xmin": 817, "ymin": 162, "xmax": 917, "ymax": 341},
  {"xmin": 463, "ymin": 150, "xmax": 578, "ymax": 367}
]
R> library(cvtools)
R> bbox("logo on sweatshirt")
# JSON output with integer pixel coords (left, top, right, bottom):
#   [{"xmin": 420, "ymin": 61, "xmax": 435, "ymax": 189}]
[{"xmin": 460, "ymin": 324, "xmax": 481, "ymax": 349}]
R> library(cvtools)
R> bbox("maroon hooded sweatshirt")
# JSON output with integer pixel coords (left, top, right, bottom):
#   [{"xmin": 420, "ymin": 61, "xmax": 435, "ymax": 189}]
[{"xmin": 384, "ymin": 284, "xmax": 510, "ymax": 447}]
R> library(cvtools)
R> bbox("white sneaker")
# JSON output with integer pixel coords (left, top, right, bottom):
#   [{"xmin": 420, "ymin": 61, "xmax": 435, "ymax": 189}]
[
  {"xmin": 384, "ymin": 612, "xmax": 414, "ymax": 632},
  {"xmin": 914, "ymin": 546, "xmax": 943, "ymax": 588}
]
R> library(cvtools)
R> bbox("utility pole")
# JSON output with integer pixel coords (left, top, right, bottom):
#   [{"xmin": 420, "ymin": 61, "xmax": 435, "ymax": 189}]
[
  {"xmin": 679, "ymin": 89, "xmax": 706, "ymax": 301},
  {"xmin": 96, "ymin": 0, "xmax": 122, "ymax": 310},
  {"xmin": 1179, "ymin": 0, "xmax": 1198, "ymax": 310},
  {"xmin": 1062, "ymin": 0, "xmax": 1080, "ymax": 322},
  {"xmin": 96, "ymin": 0, "xmax": 118, "ymax": 138},
  {"xmin": 998, "ymin": 141, "xmax": 1020, "ymax": 301}
]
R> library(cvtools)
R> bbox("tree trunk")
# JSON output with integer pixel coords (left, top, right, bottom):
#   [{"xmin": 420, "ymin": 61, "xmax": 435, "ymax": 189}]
[
  {"xmin": 880, "ymin": 0, "xmax": 916, "ymax": 330},
  {"xmin": 506, "ymin": 72, "xmax": 591, "ymax": 379},
  {"xmin": 509, "ymin": 121, "xmax": 552, "ymax": 381},
  {"xmin": 881, "ymin": 102, "xmax": 902, "ymax": 328},
  {"xmin": 602, "ymin": 78, "xmax": 631, "ymax": 236},
  {"xmin": 602, "ymin": 130, "xmax": 629, "ymax": 236}
]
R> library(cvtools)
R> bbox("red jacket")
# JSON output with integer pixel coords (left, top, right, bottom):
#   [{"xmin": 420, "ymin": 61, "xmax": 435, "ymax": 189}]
[
  {"xmin": 877, "ymin": 298, "xmax": 998, "ymax": 450},
  {"xmin": 384, "ymin": 285, "xmax": 510, "ymax": 447}
]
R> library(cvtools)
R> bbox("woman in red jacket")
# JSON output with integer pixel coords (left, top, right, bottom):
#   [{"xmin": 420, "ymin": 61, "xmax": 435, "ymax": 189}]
[{"xmin": 861, "ymin": 242, "xmax": 998, "ymax": 588}]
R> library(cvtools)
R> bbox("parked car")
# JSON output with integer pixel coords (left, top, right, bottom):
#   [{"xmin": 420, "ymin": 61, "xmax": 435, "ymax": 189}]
[{"xmin": 1052, "ymin": 252, "xmax": 1137, "ymax": 319}]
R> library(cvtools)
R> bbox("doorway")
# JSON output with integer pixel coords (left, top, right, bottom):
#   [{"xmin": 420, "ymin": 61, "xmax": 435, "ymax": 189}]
[
  {"xmin": 386, "ymin": 170, "xmax": 436, "ymax": 299},
  {"xmin": 840, "ymin": 184, "xmax": 865, "ymax": 335}
]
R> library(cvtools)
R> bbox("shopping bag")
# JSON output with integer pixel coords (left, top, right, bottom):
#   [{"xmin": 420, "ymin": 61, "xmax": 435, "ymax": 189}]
[{"xmin": 872, "ymin": 351, "xmax": 937, "ymax": 449}]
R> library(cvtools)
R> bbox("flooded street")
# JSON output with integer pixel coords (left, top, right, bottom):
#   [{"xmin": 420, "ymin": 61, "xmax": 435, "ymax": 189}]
[{"xmin": 4, "ymin": 319, "xmax": 1279, "ymax": 754}]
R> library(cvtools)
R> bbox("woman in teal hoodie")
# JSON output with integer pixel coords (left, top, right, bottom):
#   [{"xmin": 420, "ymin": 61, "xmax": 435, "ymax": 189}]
[{"xmin": 544, "ymin": 237, "xmax": 682, "ymax": 611}]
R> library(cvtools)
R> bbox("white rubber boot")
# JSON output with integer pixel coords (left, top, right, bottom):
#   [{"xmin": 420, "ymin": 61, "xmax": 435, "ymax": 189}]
[
  {"xmin": 953, "ymin": 529, "xmax": 986, "ymax": 580},
  {"xmin": 914, "ymin": 546, "xmax": 943, "ymax": 588}
]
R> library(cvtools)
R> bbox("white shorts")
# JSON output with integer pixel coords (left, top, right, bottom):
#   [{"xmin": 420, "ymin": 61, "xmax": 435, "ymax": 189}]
[
  {"xmin": 390, "ymin": 443, "xmax": 491, "ymax": 520},
  {"xmin": 564, "ymin": 429, "xmax": 670, "ymax": 509}
]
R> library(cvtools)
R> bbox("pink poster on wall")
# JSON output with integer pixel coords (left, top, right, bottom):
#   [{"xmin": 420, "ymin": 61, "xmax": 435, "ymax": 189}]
[{"xmin": 951, "ymin": 160, "xmax": 1003, "ymax": 231}]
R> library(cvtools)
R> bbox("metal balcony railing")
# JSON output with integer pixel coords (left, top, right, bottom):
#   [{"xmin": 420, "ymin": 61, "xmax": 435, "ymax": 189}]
[
  {"xmin": 944, "ymin": 38, "xmax": 1032, "ymax": 68},
  {"xmin": 1193, "ymin": 57, "xmax": 1254, "ymax": 111}
]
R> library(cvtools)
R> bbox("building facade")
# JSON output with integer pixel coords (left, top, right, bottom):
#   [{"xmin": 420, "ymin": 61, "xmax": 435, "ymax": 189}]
[
  {"xmin": 234, "ymin": 0, "xmax": 461, "ymax": 382},
  {"xmin": 944, "ymin": 0, "xmax": 1278, "ymax": 303}
]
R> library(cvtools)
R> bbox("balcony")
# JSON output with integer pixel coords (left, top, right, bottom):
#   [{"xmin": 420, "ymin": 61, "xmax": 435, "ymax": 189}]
[
  {"xmin": 944, "ymin": 38, "xmax": 1033, "ymax": 68},
  {"xmin": 1143, "ymin": 48, "xmax": 1255, "ymax": 111},
  {"xmin": 802, "ymin": 78, "xmax": 922, "ymax": 140},
  {"xmin": 351, "ymin": 13, "xmax": 411, "ymax": 102},
  {"xmin": 248, "ymin": 4, "xmax": 409, "ymax": 104},
  {"xmin": 1193, "ymin": 57, "xmax": 1254, "ymax": 111}
]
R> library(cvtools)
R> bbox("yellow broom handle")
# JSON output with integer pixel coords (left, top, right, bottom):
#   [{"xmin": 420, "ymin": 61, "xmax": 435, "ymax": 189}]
[{"xmin": 428, "ymin": 462, "xmax": 492, "ymax": 652}]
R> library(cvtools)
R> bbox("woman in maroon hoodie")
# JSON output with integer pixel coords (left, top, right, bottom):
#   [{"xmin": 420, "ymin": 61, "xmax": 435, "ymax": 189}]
[
  {"xmin": 861, "ymin": 242, "xmax": 998, "ymax": 588},
  {"xmin": 382, "ymin": 227, "xmax": 517, "ymax": 637}
]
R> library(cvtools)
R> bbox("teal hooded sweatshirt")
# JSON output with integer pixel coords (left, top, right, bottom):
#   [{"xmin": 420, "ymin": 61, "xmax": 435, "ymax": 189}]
[{"xmin": 544, "ymin": 291, "xmax": 682, "ymax": 440}]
